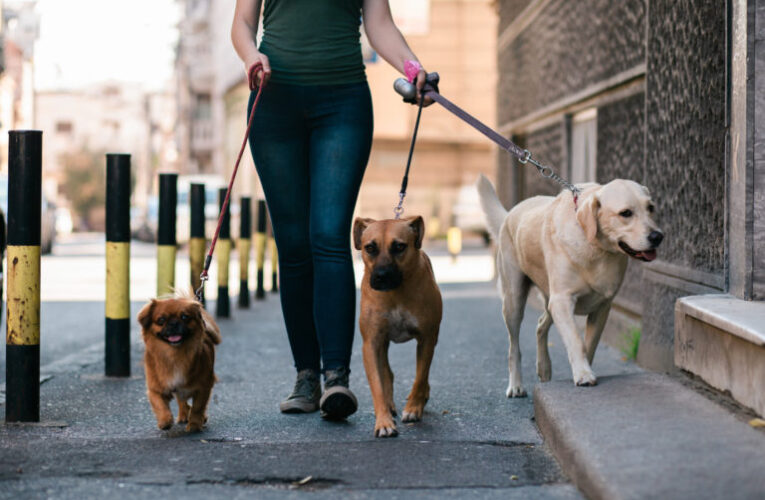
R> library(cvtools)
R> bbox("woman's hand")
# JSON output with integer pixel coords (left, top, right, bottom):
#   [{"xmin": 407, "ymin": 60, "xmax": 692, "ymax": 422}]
[
  {"xmin": 414, "ymin": 69, "xmax": 434, "ymax": 107},
  {"xmin": 246, "ymin": 52, "xmax": 271, "ymax": 89}
]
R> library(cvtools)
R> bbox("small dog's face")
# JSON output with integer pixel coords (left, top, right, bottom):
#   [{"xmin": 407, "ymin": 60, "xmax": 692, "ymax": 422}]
[
  {"xmin": 353, "ymin": 216, "xmax": 425, "ymax": 291},
  {"xmin": 577, "ymin": 179, "xmax": 663, "ymax": 261},
  {"xmin": 138, "ymin": 298, "xmax": 206, "ymax": 347}
]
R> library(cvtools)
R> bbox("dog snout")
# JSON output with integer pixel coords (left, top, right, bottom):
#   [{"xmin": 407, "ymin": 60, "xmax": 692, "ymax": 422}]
[
  {"xmin": 370, "ymin": 264, "xmax": 403, "ymax": 291},
  {"xmin": 647, "ymin": 231, "xmax": 664, "ymax": 248}
]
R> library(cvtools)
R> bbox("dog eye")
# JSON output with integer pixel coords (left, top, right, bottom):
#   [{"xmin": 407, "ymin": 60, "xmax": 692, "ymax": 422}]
[
  {"xmin": 181, "ymin": 314, "xmax": 190, "ymax": 321},
  {"xmin": 619, "ymin": 209, "xmax": 633, "ymax": 218},
  {"xmin": 391, "ymin": 242, "xmax": 407, "ymax": 253},
  {"xmin": 364, "ymin": 243, "xmax": 378, "ymax": 256},
  {"xmin": 156, "ymin": 316, "xmax": 166, "ymax": 325},
  {"xmin": 647, "ymin": 204, "xmax": 655, "ymax": 213}
]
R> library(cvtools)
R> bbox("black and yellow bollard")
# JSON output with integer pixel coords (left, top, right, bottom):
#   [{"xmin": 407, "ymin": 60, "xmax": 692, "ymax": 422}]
[
  {"xmin": 216, "ymin": 188, "xmax": 231, "ymax": 318},
  {"xmin": 105, "ymin": 153, "xmax": 131, "ymax": 377},
  {"xmin": 157, "ymin": 173, "xmax": 177, "ymax": 297},
  {"xmin": 238, "ymin": 196, "xmax": 251, "ymax": 308},
  {"xmin": 6, "ymin": 130, "xmax": 42, "ymax": 422},
  {"xmin": 447, "ymin": 219, "xmax": 462, "ymax": 263},
  {"xmin": 189, "ymin": 183, "xmax": 206, "ymax": 306},
  {"xmin": 267, "ymin": 213, "xmax": 278, "ymax": 293},
  {"xmin": 254, "ymin": 199, "xmax": 267, "ymax": 300}
]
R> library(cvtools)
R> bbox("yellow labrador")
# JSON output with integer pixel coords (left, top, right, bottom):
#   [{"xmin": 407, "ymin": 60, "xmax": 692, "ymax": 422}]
[{"xmin": 476, "ymin": 174, "xmax": 663, "ymax": 394}]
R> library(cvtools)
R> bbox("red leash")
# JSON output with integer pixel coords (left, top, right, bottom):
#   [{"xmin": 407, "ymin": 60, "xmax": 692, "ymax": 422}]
[{"xmin": 196, "ymin": 63, "xmax": 267, "ymax": 302}]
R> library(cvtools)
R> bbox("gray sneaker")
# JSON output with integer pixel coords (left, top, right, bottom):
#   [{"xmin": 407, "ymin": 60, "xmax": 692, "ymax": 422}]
[
  {"xmin": 320, "ymin": 366, "xmax": 358, "ymax": 420},
  {"xmin": 280, "ymin": 369, "xmax": 320, "ymax": 413}
]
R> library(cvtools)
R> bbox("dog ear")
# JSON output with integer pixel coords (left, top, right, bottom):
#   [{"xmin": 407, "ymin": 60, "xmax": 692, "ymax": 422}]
[
  {"xmin": 576, "ymin": 195, "xmax": 600, "ymax": 244},
  {"xmin": 641, "ymin": 185, "xmax": 651, "ymax": 197},
  {"xmin": 353, "ymin": 218, "xmax": 373, "ymax": 250},
  {"xmin": 137, "ymin": 299, "xmax": 157, "ymax": 329},
  {"xmin": 407, "ymin": 215, "xmax": 425, "ymax": 249}
]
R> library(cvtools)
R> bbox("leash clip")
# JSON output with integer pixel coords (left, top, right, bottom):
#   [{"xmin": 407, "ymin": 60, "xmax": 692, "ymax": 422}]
[
  {"xmin": 393, "ymin": 192, "xmax": 406, "ymax": 219},
  {"xmin": 195, "ymin": 271, "xmax": 209, "ymax": 303}
]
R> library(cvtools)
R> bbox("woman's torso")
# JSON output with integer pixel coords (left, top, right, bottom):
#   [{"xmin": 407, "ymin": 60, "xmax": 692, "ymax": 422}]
[{"xmin": 259, "ymin": 0, "xmax": 366, "ymax": 85}]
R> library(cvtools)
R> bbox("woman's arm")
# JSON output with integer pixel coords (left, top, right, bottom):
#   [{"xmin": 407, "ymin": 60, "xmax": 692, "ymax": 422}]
[
  {"xmin": 231, "ymin": 0, "xmax": 270, "ymax": 85},
  {"xmin": 362, "ymin": 0, "xmax": 432, "ymax": 104}
]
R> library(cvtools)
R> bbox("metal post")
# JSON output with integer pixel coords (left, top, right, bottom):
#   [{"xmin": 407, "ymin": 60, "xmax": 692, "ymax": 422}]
[
  {"xmin": 189, "ymin": 183, "xmax": 206, "ymax": 306},
  {"xmin": 157, "ymin": 173, "xmax": 177, "ymax": 297},
  {"xmin": 255, "ymin": 199, "xmax": 267, "ymax": 300},
  {"xmin": 105, "ymin": 153, "xmax": 131, "ymax": 377},
  {"xmin": 238, "ymin": 196, "xmax": 251, "ymax": 308},
  {"xmin": 267, "ymin": 212, "xmax": 278, "ymax": 293},
  {"xmin": 216, "ymin": 188, "xmax": 231, "ymax": 318},
  {"xmin": 6, "ymin": 130, "xmax": 42, "ymax": 422}
]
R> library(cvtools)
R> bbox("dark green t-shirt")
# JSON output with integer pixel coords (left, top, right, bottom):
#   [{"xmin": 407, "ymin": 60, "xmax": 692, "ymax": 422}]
[{"xmin": 259, "ymin": 0, "xmax": 366, "ymax": 85}]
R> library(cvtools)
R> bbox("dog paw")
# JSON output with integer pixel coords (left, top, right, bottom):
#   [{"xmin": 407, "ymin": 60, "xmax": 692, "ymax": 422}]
[
  {"xmin": 573, "ymin": 368, "xmax": 597, "ymax": 386},
  {"xmin": 157, "ymin": 418, "xmax": 174, "ymax": 430},
  {"xmin": 176, "ymin": 415, "xmax": 188, "ymax": 424},
  {"xmin": 401, "ymin": 405, "xmax": 424, "ymax": 423},
  {"xmin": 374, "ymin": 416, "xmax": 398, "ymax": 438},
  {"xmin": 505, "ymin": 385, "xmax": 527, "ymax": 398},
  {"xmin": 186, "ymin": 421, "xmax": 204, "ymax": 433}
]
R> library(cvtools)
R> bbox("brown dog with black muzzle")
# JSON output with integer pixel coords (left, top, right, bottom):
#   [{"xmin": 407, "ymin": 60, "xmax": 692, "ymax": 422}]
[
  {"xmin": 353, "ymin": 215, "xmax": 442, "ymax": 438},
  {"xmin": 138, "ymin": 297, "xmax": 221, "ymax": 432}
]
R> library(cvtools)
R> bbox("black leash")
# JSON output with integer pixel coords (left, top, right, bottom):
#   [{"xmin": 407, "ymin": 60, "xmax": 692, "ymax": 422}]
[
  {"xmin": 393, "ymin": 73, "xmax": 581, "ymax": 211},
  {"xmin": 393, "ymin": 94, "xmax": 425, "ymax": 219}
]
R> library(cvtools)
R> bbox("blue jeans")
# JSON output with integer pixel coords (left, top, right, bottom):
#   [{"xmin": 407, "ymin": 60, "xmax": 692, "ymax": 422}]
[{"xmin": 247, "ymin": 81, "xmax": 373, "ymax": 374}]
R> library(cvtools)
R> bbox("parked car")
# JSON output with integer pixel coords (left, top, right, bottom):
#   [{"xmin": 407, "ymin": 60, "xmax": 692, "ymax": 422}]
[
  {"xmin": 0, "ymin": 175, "xmax": 56, "ymax": 254},
  {"xmin": 452, "ymin": 184, "xmax": 491, "ymax": 246}
]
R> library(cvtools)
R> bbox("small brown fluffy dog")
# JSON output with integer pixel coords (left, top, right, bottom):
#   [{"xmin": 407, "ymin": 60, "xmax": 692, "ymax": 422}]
[
  {"xmin": 353, "ymin": 215, "xmax": 442, "ymax": 438},
  {"xmin": 138, "ymin": 297, "xmax": 221, "ymax": 432}
]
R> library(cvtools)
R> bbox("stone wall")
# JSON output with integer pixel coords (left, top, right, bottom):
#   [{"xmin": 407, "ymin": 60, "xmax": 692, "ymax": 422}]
[
  {"xmin": 497, "ymin": 0, "xmax": 645, "ymax": 125},
  {"xmin": 754, "ymin": 0, "xmax": 765, "ymax": 299}
]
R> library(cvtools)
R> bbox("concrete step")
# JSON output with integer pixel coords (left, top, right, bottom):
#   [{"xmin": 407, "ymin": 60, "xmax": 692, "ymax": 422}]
[
  {"xmin": 534, "ymin": 373, "xmax": 765, "ymax": 500},
  {"xmin": 675, "ymin": 294, "xmax": 765, "ymax": 417}
]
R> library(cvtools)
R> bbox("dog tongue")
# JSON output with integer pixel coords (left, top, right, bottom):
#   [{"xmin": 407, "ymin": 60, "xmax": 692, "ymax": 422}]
[
  {"xmin": 167, "ymin": 335, "xmax": 182, "ymax": 343},
  {"xmin": 638, "ymin": 249, "xmax": 657, "ymax": 262}
]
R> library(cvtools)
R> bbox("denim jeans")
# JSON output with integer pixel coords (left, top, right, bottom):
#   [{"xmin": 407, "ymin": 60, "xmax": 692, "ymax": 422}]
[{"xmin": 247, "ymin": 81, "xmax": 373, "ymax": 373}]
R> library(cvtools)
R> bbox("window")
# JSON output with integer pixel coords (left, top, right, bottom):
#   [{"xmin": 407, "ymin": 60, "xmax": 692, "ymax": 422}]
[
  {"xmin": 570, "ymin": 108, "xmax": 597, "ymax": 184},
  {"xmin": 55, "ymin": 121, "xmax": 73, "ymax": 134}
]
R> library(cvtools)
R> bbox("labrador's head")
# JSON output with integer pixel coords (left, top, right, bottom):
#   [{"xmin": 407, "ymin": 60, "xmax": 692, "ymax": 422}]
[{"xmin": 576, "ymin": 180, "xmax": 663, "ymax": 261}]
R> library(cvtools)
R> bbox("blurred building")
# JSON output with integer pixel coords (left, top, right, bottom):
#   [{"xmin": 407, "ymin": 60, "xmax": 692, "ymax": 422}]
[
  {"xmin": 176, "ymin": 0, "xmax": 498, "ymax": 236},
  {"xmin": 175, "ymin": 0, "xmax": 215, "ymax": 176},
  {"xmin": 0, "ymin": 0, "xmax": 39, "ymax": 174},
  {"xmin": 35, "ymin": 82, "xmax": 176, "ymax": 226},
  {"xmin": 495, "ymin": 0, "xmax": 765, "ymax": 416}
]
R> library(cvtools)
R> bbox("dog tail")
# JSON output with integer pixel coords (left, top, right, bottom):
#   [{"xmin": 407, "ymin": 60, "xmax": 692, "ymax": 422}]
[{"xmin": 475, "ymin": 173, "xmax": 507, "ymax": 240}]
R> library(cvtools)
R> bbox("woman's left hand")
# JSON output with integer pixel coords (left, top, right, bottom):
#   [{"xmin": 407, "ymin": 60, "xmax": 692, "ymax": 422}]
[{"xmin": 415, "ymin": 70, "xmax": 435, "ymax": 107}]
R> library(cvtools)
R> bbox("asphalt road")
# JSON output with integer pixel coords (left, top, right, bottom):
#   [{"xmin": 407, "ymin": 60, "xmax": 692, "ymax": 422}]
[{"xmin": 0, "ymin": 233, "xmax": 640, "ymax": 498}]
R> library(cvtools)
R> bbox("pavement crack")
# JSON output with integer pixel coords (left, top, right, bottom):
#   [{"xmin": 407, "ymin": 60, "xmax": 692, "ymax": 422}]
[{"xmin": 187, "ymin": 476, "xmax": 343, "ymax": 491}]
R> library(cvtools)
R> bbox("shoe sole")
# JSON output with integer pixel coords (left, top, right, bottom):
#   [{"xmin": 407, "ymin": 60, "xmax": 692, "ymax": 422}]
[
  {"xmin": 319, "ymin": 387, "xmax": 358, "ymax": 420},
  {"xmin": 279, "ymin": 400, "xmax": 319, "ymax": 413}
]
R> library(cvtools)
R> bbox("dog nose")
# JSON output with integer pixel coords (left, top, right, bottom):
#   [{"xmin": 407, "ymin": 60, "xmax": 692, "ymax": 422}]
[
  {"xmin": 370, "ymin": 265, "xmax": 402, "ymax": 291},
  {"xmin": 648, "ymin": 231, "xmax": 664, "ymax": 247}
]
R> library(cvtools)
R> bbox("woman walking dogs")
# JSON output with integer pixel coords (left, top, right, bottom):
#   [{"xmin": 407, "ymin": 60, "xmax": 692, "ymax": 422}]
[{"xmin": 231, "ymin": 0, "xmax": 432, "ymax": 420}]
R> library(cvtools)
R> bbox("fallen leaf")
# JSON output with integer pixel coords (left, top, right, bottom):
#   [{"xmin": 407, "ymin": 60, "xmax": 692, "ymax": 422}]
[
  {"xmin": 749, "ymin": 418, "xmax": 765, "ymax": 428},
  {"xmin": 295, "ymin": 476, "xmax": 313, "ymax": 486},
  {"xmin": 200, "ymin": 439, "xmax": 208, "ymax": 443},
  {"xmin": 510, "ymin": 475, "xmax": 519, "ymax": 481},
  {"xmin": 442, "ymin": 410, "xmax": 450, "ymax": 415}
]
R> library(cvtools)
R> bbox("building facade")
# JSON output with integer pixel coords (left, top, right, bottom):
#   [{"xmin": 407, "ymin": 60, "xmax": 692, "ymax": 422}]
[{"xmin": 496, "ymin": 0, "xmax": 764, "ymax": 414}]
